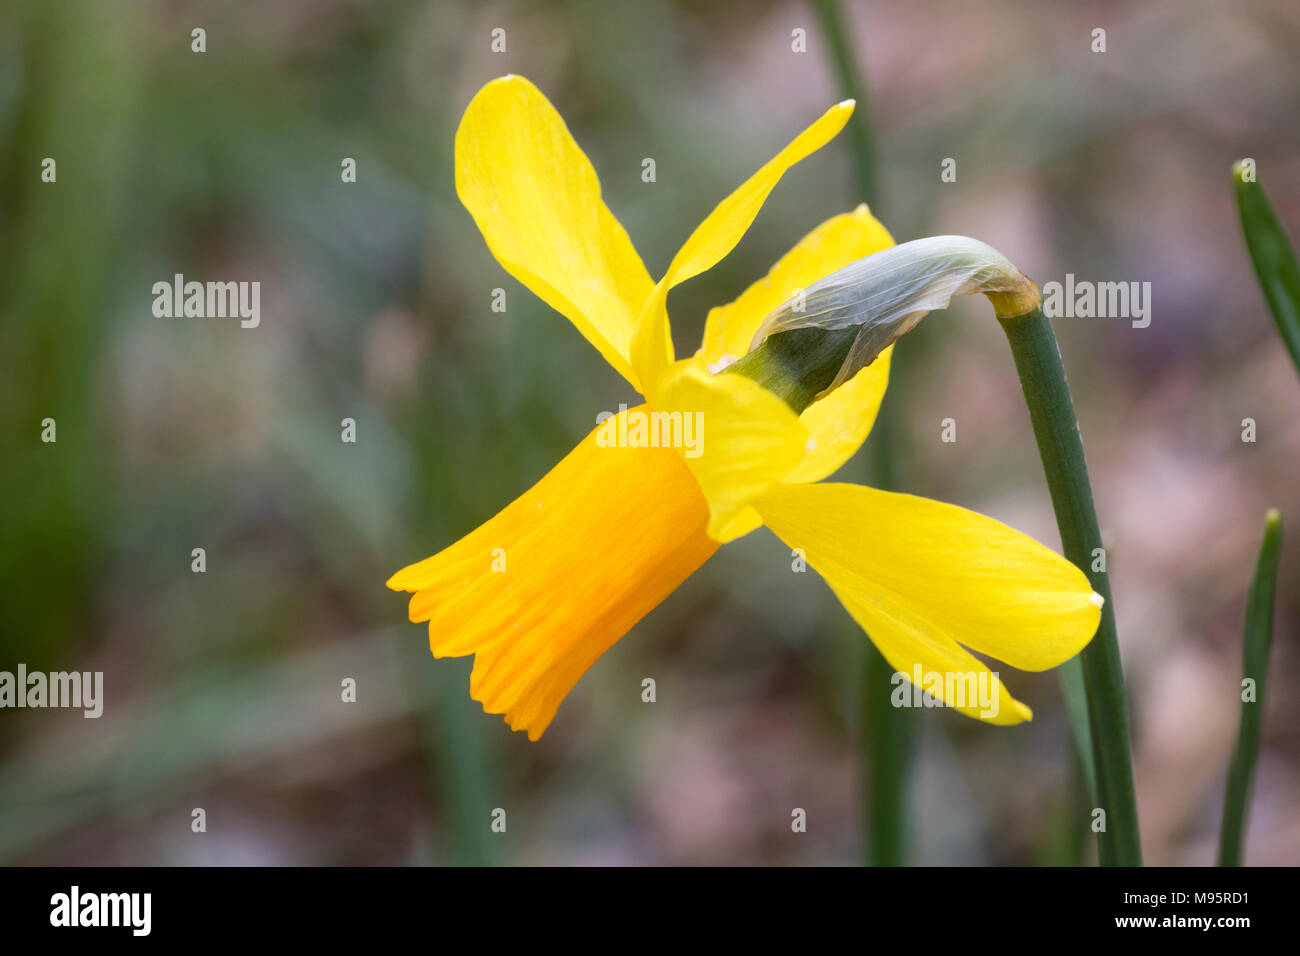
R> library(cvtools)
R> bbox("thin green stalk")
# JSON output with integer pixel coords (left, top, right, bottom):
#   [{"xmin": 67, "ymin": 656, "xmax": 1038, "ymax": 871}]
[
  {"xmin": 808, "ymin": 0, "xmax": 910, "ymax": 865},
  {"xmin": 862, "ymin": 639, "xmax": 913, "ymax": 865},
  {"xmin": 1059, "ymin": 654, "xmax": 1098, "ymax": 807},
  {"xmin": 997, "ymin": 307, "xmax": 1141, "ymax": 866},
  {"xmin": 1219, "ymin": 509, "xmax": 1282, "ymax": 866},
  {"xmin": 861, "ymin": 378, "xmax": 916, "ymax": 867},
  {"xmin": 811, "ymin": 0, "xmax": 876, "ymax": 210},
  {"xmin": 1234, "ymin": 164, "xmax": 1300, "ymax": 377}
]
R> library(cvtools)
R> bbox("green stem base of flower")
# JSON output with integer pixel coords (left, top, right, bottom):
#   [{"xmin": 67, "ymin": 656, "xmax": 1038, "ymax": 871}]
[
  {"xmin": 727, "ymin": 325, "xmax": 859, "ymax": 413},
  {"xmin": 997, "ymin": 306, "xmax": 1141, "ymax": 867}
]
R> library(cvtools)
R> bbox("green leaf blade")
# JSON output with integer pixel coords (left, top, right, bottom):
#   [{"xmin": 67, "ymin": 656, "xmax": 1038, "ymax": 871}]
[
  {"xmin": 1218, "ymin": 508, "xmax": 1283, "ymax": 866},
  {"xmin": 1235, "ymin": 165, "xmax": 1300, "ymax": 376}
]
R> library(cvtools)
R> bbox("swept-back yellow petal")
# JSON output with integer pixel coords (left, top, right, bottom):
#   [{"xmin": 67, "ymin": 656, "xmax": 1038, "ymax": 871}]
[
  {"xmin": 654, "ymin": 360, "xmax": 808, "ymax": 542},
  {"xmin": 755, "ymin": 482, "xmax": 1103, "ymax": 723},
  {"xmin": 837, "ymin": 591, "xmax": 1030, "ymax": 724},
  {"xmin": 698, "ymin": 204, "xmax": 896, "ymax": 483},
  {"xmin": 631, "ymin": 100, "xmax": 856, "ymax": 393},
  {"xmin": 700, "ymin": 205, "xmax": 892, "ymax": 363},
  {"xmin": 455, "ymin": 75, "xmax": 654, "ymax": 389},
  {"xmin": 388, "ymin": 408, "xmax": 717, "ymax": 740}
]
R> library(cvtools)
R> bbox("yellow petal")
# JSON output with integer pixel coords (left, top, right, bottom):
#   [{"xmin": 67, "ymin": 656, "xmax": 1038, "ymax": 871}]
[
  {"xmin": 455, "ymin": 75, "xmax": 654, "ymax": 389},
  {"xmin": 700, "ymin": 205, "xmax": 893, "ymax": 364},
  {"xmin": 631, "ymin": 100, "xmax": 856, "ymax": 392},
  {"xmin": 785, "ymin": 346, "xmax": 892, "ymax": 482},
  {"xmin": 389, "ymin": 407, "xmax": 717, "ymax": 740},
  {"xmin": 697, "ymin": 205, "xmax": 896, "ymax": 483},
  {"xmin": 714, "ymin": 507, "xmax": 763, "ymax": 542},
  {"xmin": 755, "ymin": 483, "xmax": 1104, "ymax": 724},
  {"xmin": 654, "ymin": 361, "xmax": 808, "ymax": 542}
]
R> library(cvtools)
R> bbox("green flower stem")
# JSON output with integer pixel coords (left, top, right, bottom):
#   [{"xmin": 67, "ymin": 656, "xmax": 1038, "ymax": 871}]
[
  {"xmin": 805, "ymin": 1, "xmax": 909, "ymax": 865},
  {"xmin": 997, "ymin": 307, "xmax": 1141, "ymax": 866},
  {"xmin": 860, "ymin": 371, "xmax": 914, "ymax": 867},
  {"xmin": 1059, "ymin": 654, "xmax": 1099, "ymax": 807},
  {"xmin": 862, "ymin": 638, "xmax": 912, "ymax": 865},
  {"xmin": 1218, "ymin": 509, "xmax": 1282, "ymax": 867},
  {"xmin": 1234, "ymin": 165, "xmax": 1300, "ymax": 378},
  {"xmin": 811, "ymin": 0, "xmax": 876, "ymax": 211}
]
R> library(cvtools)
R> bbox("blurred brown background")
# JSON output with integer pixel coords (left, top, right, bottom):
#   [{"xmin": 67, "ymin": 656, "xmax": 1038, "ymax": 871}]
[{"xmin": 0, "ymin": 0, "xmax": 1297, "ymax": 865}]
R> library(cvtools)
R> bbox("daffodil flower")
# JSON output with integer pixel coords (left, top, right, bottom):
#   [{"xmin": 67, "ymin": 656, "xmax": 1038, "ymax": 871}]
[{"xmin": 388, "ymin": 75, "xmax": 1102, "ymax": 740}]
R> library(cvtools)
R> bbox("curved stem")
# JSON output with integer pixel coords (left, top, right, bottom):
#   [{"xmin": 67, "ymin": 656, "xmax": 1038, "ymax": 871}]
[{"xmin": 997, "ymin": 307, "xmax": 1142, "ymax": 866}]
